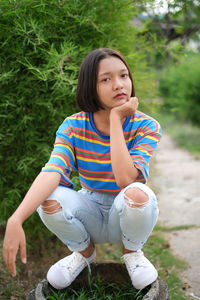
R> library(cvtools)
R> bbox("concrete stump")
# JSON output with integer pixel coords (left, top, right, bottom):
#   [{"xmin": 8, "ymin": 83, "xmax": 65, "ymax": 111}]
[{"xmin": 27, "ymin": 263, "xmax": 170, "ymax": 300}]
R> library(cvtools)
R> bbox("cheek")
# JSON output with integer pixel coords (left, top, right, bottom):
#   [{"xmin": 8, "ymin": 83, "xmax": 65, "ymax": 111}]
[
  {"xmin": 97, "ymin": 86, "xmax": 103, "ymax": 100},
  {"xmin": 128, "ymin": 81, "xmax": 133, "ymax": 95},
  {"xmin": 98, "ymin": 85, "xmax": 108, "ymax": 99},
  {"xmin": 127, "ymin": 84, "xmax": 132, "ymax": 96},
  {"xmin": 97, "ymin": 85, "xmax": 102, "ymax": 99}
]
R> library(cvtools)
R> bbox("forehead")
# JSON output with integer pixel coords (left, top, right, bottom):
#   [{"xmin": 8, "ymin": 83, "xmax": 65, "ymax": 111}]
[{"xmin": 98, "ymin": 56, "xmax": 127, "ymax": 75}]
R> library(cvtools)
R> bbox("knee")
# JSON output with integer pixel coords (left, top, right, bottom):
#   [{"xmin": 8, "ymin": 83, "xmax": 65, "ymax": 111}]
[
  {"xmin": 41, "ymin": 200, "xmax": 62, "ymax": 214},
  {"xmin": 124, "ymin": 187, "xmax": 149, "ymax": 208}
]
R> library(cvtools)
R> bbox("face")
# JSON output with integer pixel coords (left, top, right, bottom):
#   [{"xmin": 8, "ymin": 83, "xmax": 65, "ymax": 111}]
[{"xmin": 97, "ymin": 56, "xmax": 132, "ymax": 111}]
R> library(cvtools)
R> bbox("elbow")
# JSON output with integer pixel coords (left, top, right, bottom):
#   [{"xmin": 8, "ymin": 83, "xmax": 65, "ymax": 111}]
[
  {"xmin": 116, "ymin": 182, "xmax": 128, "ymax": 189},
  {"xmin": 115, "ymin": 176, "xmax": 136, "ymax": 189},
  {"xmin": 114, "ymin": 168, "xmax": 139, "ymax": 189}
]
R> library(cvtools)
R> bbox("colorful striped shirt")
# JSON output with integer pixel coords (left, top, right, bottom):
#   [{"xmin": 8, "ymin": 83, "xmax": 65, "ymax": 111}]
[{"xmin": 42, "ymin": 111, "xmax": 161, "ymax": 195}]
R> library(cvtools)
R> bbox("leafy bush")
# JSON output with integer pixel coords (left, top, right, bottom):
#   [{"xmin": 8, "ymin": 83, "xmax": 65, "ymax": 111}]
[
  {"xmin": 159, "ymin": 54, "xmax": 200, "ymax": 125},
  {"xmin": 0, "ymin": 0, "xmax": 157, "ymax": 238}
]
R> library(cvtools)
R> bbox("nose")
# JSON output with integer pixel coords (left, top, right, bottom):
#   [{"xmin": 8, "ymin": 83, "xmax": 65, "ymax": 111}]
[{"xmin": 112, "ymin": 77, "xmax": 123, "ymax": 90}]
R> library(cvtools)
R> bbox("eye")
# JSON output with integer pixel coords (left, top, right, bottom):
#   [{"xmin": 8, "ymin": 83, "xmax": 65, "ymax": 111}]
[
  {"xmin": 121, "ymin": 73, "xmax": 129, "ymax": 78},
  {"xmin": 102, "ymin": 77, "xmax": 110, "ymax": 82}
]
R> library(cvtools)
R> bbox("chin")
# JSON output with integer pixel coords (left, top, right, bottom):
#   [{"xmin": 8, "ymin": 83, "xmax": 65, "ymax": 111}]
[{"xmin": 116, "ymin": 99, "xmax": 127, "ymax": 105}]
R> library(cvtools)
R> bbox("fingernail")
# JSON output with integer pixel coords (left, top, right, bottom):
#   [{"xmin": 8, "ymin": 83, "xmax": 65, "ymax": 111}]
[{"xmin": 22, "ymin": 258, "xmax": 27, "ymax": 264}]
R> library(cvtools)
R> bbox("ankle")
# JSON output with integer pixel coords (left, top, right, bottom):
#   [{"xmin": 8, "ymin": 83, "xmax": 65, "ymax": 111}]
[
  {"xmin": 122, "ymin": 246, "xmax": 136, "ymax": 255},
  {"xmin": 79, "ymin": 241, "xmax": 95, "ymax": 258}
]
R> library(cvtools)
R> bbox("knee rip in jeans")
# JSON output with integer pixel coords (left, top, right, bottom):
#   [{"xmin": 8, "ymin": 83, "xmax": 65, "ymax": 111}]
[
  {"xmin": 41, "ymin": 200, "xmax": 62, "ymax": 214},
  {"xmin": 124, "ymin": 187, "xmax": 149, "ymax": 208}
]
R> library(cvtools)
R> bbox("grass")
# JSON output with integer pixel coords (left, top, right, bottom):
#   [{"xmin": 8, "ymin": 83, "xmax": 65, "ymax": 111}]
[
  {"xmin": 153, "ymin": 111, "xmax": 200, "ymax": 158},
  {"xmin": 155, "ymin": 224, "xmax": 197, "ymax": 232},
  {"xmin": 45, "ymin": 275, "xmax": 148, "ymax": 300}
]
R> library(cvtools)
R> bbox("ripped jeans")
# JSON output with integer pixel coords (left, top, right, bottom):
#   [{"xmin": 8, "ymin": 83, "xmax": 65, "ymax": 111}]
[{"xmin": 37, "ymin": 182, "xmax": 159, "ymax": 252}]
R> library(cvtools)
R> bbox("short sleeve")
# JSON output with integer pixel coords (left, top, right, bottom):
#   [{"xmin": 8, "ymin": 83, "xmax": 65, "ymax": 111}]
[
  {"xmin": 129, "ymin": 119, "xmax": 161, "ymax": 183},
  {"xmin": 42, "ymin": 119, "xmax": 77, "ymax": 189}
]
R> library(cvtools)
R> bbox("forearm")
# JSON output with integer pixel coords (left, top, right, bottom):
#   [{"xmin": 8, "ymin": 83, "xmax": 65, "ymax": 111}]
[
  {"xmin": 110, "ymin": 111, "xmax": 139, "ymax": 188},
  {"xmin": 9, "ymin": 171, "xmax": 61, "ymax": 224}
]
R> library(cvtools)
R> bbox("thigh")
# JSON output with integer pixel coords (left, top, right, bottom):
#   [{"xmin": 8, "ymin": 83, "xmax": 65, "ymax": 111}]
[
  {"xmin": 42, "ymin": 186, "xmax": 105, "ymax": 243},
  {"xmin": 107, "ymin": 182, "xmax": 159, "ymax": 244},
  {"xmin": 45, "ymin": 186, "xmax": 98, "ymax": 214}
]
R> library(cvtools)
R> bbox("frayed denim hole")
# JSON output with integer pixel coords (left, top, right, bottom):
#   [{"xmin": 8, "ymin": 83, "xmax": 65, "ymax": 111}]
[
  {"xmin": 124, "ymin": 187, "xmax": 150, "ymax": 201},
  {"xmin": 124, "ymin": 202, "xmax": 150, "ymax": 214},
  {"xmin": 40, "ymin": 207, "xmax": 63, "ymax": 216},
  {"xmin": 124, "ymin": 190, "xmax": 151, "ymax": 210}
]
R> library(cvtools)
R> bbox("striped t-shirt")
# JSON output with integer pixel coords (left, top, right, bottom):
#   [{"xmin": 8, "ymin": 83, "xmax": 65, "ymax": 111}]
[{"xmin": 42, "ymin": 111, "xmax": 161, "ymax": 195}]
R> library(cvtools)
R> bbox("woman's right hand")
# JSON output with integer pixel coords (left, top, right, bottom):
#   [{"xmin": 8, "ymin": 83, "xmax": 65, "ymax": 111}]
[
  {"xmin": 3, "ymin": 217, "xmax": 27, "ymax": 276},
  {"xmin": 2, "ymin": 171, "xmax": 61, "ymax": 276}
]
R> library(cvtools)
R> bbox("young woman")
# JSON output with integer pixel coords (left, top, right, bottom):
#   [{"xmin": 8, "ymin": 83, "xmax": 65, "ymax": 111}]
[{"xmin": 3, "ymin": 48, "xmax": 161, "ymax": 290}]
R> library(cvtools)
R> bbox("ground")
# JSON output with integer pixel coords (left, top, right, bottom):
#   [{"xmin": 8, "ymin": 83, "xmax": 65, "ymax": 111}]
[{"xmin": 151, "ymin": 133, "xmax": 200, "ymax": 298}]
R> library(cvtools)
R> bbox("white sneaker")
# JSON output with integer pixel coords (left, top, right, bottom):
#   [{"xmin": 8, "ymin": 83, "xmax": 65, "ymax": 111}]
[
  {"xmin": 122, "ymin": 250, "xmax": 158, "ymax": 290},
  {"xmin": 47, "ymin": 250, "xmax": 96, "ymax": 289}
]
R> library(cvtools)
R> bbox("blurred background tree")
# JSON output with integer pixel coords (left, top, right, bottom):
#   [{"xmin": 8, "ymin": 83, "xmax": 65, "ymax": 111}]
[
  {"xmin": 140, "ymin": 0, "xmax": 200, "ymax": 45},
  {"xmin": 0, "ymin": 0, "xmax": 199, "ymax": 240},
  {"xmin": 0, "ymin": 0, "xmax": 160, "ymax": 239},
  {"xmin": 135, "ymin": 0, "xmax": 200, "ymax": 126}
]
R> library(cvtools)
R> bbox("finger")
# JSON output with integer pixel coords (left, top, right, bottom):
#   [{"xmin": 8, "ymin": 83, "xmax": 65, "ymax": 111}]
[
  {"xmin": 129, "ymin": 97, "xmax": 138, "ymax": 105},
  {"xmin": 2, "ymin": 242, "xmax": 8, "ymax": 263},
  {"xmin": 2, "ymin": 245, "xmax": 9, "ymax": 273},
  {"xmin": 12, "ymin": 263, "xmax": 16, "ymax": 277},
  {"xmin": 20, "ymin": 239, "xmax": 27, "ymax": 264},
  {"xmin": 129, "ymin": 97, "xmax": 138, "ymax": 108},
  {"xmin": 2, "ymin": 242, "xmax": 14, "ymax": 275},
  {"xmin": 8, "ymin": 249, "xmax": 17, "ymax": 277},
  {"xmin": 131, "ymin": 96, "xmax": 138, "ymax": 102}
]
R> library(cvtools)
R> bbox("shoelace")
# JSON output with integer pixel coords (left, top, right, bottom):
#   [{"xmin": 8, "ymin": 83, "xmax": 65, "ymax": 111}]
[
  {"xmin": 59, "ymin": 252, "xmax": 92, "ymax": 275},
  {"xmin": 123, "ymin": 253, "xmax": 147, "ymax": 272}
]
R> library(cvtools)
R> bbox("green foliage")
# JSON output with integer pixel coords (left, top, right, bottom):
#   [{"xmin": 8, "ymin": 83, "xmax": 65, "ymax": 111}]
[
  {"xmin": 0, "ymin": 0, "xmax": 158, "ymax": 238},
  {"xmin": 46, "ymin": 275, "xmax": 147, "ymax": 299},
  {"xmin": 135, "ymin": 0, "xmax": 200, "ymax": 68},
  {"xmin": 146, "ymin": 0, "xmax": 200, "ymax": 43},
  {"xmin": 159, "ymin": 54, "xmax": 200, "ymax": 125}
]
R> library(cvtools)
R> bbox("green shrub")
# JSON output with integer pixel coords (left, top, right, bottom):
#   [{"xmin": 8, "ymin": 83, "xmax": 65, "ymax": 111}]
[
  {"xmin": 0, "ymin": 0, "xmax": 158, "ymax": 238},
  {"xmin": 159, "ymin": 54, "xmax": 200, "ymax": 125}
]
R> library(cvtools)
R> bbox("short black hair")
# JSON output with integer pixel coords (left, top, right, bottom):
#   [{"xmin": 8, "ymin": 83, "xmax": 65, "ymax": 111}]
[{"xmin": 76, "ymin": 48, "xmax": 135, "ymax": 112}]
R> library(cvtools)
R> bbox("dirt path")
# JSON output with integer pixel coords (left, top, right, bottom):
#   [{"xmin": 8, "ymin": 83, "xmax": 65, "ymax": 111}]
[{"xmin": 151, "ymin": 133, "xmax": 200, "ymax": 298}]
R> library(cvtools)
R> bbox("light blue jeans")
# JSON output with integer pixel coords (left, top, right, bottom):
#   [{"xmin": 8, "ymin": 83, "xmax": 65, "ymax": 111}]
[{"xmin": 37, "ymin": 182, "xmax": 159, "ymax": 252}]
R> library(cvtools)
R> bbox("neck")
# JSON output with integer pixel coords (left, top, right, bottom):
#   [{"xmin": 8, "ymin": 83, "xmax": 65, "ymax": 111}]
[
  {"xmin": 92, "ymin": 110, "xmax": 126, "ymax": 136},
  {"xmin": 92, "ymin": 110, "xmax": 111, "ymax": 135},
  {"xmin": 93, "ymin": 110, "xmax": 110, "ymax": 125}
]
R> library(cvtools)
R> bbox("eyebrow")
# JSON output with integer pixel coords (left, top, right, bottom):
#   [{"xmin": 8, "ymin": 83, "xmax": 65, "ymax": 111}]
[{"xmin": 98, "ymin": 68, "xmax": 128, "ymax": 77}]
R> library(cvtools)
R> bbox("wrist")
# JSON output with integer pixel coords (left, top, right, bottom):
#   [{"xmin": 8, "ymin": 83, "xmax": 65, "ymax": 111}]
[
  {"xmin": 110, "ymin": 109, "xmax": 124, "ymax": 123},
  {"xmin": 8, "ymin": 214, "xmax": 23, "ymax": 226}
]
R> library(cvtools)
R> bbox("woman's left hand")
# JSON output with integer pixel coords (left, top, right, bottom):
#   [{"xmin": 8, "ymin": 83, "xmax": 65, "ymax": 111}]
[{"xmin": 110, "ymin": 97, "xmax": 138, "ymax": 120}]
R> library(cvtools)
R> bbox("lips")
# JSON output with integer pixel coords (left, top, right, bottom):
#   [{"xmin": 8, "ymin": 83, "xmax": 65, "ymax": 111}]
[{"xmin": 114, "ymin": 93, "xmax": 126, "ymax": 99}]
